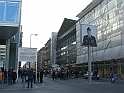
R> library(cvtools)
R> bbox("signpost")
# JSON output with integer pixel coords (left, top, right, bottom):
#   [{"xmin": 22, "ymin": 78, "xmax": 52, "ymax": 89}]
[
  {"xmin": 18, "ymin": 47, "xmax": 37, "ymax": 83},
  {"xmin": 80, "ymin": 24, "xmax": 97, "ymax": 82},
  {"xmin": 18, "ymin": 47, "xmax": 37, "ymax": 62}
]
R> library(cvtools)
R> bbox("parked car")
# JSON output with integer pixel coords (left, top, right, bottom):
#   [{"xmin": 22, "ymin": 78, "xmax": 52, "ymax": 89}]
[
  {"xmin": 83, "ymin": 72, "xmax": 93, "ymax": 79},
  {"xmin": 83, "ymin": 72, "xmax": 100, "ymax": 80}
]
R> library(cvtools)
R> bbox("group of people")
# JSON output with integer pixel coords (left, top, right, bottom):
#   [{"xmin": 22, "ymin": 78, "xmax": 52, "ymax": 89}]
[
  {"xmin": 3, "ymin": 68, "xmax": 17, "ymax": 85},
  {"xmin": 19, "ymin": 68, "xmax": 43, "ymax": 88},
  {"xmin": 52, "ymin": 69, "xmax": 83, "ymax": 80},
  {"xmin": 2, "ymin": 68, "xmax": 44, "ymax": 88},
  {"xmin": 51, "ymin": 68, "xmax": 117, "ymax": 83}
]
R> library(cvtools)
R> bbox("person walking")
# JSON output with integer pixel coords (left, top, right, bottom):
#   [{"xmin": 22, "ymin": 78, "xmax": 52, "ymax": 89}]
[
  {"xmin": 40, "ymin": 69, "xmax": 43, "ymax": 83},
  {"xmin": 27, "ymin": 69, "xmax": 33, "ymax": 88},
  {"xmin": 21, "ymin": 69, "xmax": 27, "ymax": 83},
  {"xmin": 52, "ymin": 70, "xmax": 55, "ymax": 80},
  {"xmin": 12, "ymin": 69, "xmax": 17, "ymax": 84},
  {"xmin": 18, "ymin": 68, "xmax": 22, "ymax": 78},
  {"xmin": 37, "ymin": 71, "xmax": 39, "ymax": 82},
  {"xmin": 8, "ymin": 69, "xmax": 13, "ymax": 85},
  {"xmin": 110, "ymin": 71, "xmax": 115, "ymax": 83},
  {"xmin": 93, "ymin": 70, "xmax": 98, "ymax": 81},
  {"xmin": 3, "ymin": 69, "xmax": 8, "ymax": 84}
]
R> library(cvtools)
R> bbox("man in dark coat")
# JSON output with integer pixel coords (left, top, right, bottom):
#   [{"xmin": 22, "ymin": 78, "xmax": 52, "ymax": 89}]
[
  {"xmin": 27, "ymin": 69, "xmax": 33, "ymax": 88},
  {"xmin": 52, "ymin": 70, "xmax": 55, "ymax": 80},
  {"xmin": 3, "ymin": 69, "xmax": 7, "ymax": 84},
  {"xmin": 93, "ymin": 70, "xmax": 98, "ymax": 81},
  {"xmin": 40, "ymin": 69, "xmax": 43, "ymax": 83},
  {"xmin": 83, "ymin": 27, "xmax": 97, "ymax": 47},
  {"xmin": 8, "ymin": 69, "xmax": 13, "ymax": 85},
  {"xmin": 12, "ymin": 69, "xmax": 17, "ymax": 84},
  {"xmin": 37, "ymin": 71, "xmax": 39, "ymax": 82}
]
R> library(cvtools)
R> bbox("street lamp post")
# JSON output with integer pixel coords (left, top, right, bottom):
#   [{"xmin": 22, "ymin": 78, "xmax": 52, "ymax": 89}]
[
  {"xmin": 29, "ymin": 34, "xmax": 38, "ymax": 81},
  {"xmin": 29, "ymin": 34, "xmax": 38, "ymax": 68},
  {"xmin": 30, "ymin": 34, "xmax": 38, "ymax": 48}
]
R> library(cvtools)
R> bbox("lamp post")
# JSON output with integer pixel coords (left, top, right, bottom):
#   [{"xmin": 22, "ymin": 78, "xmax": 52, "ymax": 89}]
[
  {"xmin": 29, "ymin": 34, "xmax": 38, "ymax": 81},
  {"xmin": 30, "ymin": 34, "xmax": 38, "ymax": 48},
  {"xmin": 29, "ymin": 34, "xmax": 38, "ymax": 68}
]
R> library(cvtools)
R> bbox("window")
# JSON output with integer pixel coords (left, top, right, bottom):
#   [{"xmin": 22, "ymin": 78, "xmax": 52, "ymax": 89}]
[
  {"xmin": 0, "ymin": 2, "xmax": 5, "ymax": 22},
  {"xmin": 5, "ymin": 1, "xmax": 19, "ymax": 23}
]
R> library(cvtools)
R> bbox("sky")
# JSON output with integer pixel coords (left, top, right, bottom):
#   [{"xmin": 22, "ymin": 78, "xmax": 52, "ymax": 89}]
[{"xmin": 21, "ymin": 0, "xmax": 93, "ymax": 51}]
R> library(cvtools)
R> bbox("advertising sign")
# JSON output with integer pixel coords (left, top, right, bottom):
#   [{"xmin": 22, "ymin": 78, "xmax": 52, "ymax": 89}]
[
  {"xmin": 80, "ymin": 24, "xmax": 97, "ymax": 47},
  {"xmin": 18, "ymin": 47, "xmax": 37, "ymax": 62}
]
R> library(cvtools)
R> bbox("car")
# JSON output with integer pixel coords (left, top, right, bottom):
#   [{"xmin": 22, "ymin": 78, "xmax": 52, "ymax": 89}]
[
  {"xmin": 83, "ymin": 72, "xmax": 100, "ymax": 80},
  {"xmin": 83, "ymin": 72, "xmax": 93, "ymax": 79}
]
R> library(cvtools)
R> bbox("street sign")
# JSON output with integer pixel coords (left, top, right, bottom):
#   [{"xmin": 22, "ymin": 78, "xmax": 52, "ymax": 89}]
[{"xmin": 18, "ymin": 47, "xmax": 37, "ymax": 62}]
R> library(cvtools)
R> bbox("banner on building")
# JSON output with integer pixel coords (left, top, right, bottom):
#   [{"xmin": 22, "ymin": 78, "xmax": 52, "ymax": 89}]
[
  {"xmin": 18, "ymin": 47, "xmax": 37, "ymax": 62},
  {"xmin": 80, "ymin": 24, "xmax": 97, "ymax": 47}
]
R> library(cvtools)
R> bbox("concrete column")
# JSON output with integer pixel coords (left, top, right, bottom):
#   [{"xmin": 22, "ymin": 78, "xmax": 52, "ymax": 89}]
[
  {"xmin": 15, "ymin": 29, "xmax": 20, "ymax": 82},
  {"xmin": 5, "ymin": 39, "xmax": 10, "ymax": 71}
]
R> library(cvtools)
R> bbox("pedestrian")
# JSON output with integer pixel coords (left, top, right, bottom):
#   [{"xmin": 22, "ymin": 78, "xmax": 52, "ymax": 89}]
[
  {"xmin": 55, "ymin": 70, "xmax": 58, "ymax": 80},
  {"xmin": 52, "ymin": 70, "xmax": 55, "ymax": 80},
  {"xmin": 110, "ymin": 71, "xmax": 115, "ymax": 83},
  {"xmin": 18, "ymin": 68, "xmax": 22, "ymax": 78},
  {"xmin": 93, "ymin": 70, "xmax": 98, "ymax": 81},
  {"xmin": 12, "ymin": 69, "xmax": 17, "ymax": 84},
  {"xmin": 3, "ymin": 69, "xmax": 8, "ymax": 84},
  {"xmin": 21, "ymin": 69, "xmax": 27, "ymax": 83},
  {"xmin": 8, "ymin": 69, "xmax": 13, "ymax": 85},
  {"xmin": 27, "ymin": 69, "xmax": 33, "ymax": 88},
  {"xmin": 37, "ymin": 71, "xmax": 39, "ymax": 82},
  {"xmin": 40, "ymin": 69, "xmax": 43, "ymax": 83}
]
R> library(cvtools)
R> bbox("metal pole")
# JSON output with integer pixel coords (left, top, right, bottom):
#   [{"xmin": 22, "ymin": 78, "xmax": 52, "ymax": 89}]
[
  {"xmin": 30, "ymin": 34, "xmax": 38, "ymax": 81},
  {"xmin": 36, "ymin": 58, "xmax": 37, "ymax": 81},
  {"xmin": 29, "ymin": 34, "xmax": 31, "ymax": 69},
  {"xmin": 88, "ymin": 45, "xmax": 92, "ymax": 82},
  {"xmin": 30, "ymin": 34, "xmax": 31, "ymax": 48}
]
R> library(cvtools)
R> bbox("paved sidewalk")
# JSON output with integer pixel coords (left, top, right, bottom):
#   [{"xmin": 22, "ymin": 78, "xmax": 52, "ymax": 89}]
[{"xmin": 0, "ymin": 78, "xmax": 42, "ymax": 90}]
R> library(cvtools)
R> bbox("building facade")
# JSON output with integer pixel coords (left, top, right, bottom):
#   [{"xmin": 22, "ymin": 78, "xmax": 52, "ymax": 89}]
[
  {"xmin": 0, "ymin": 0, "xmax": 22, "ymax": 71},
  {"xmin": 44, "ymin": 39, "xmax": 51, "ymax": 70},
  {"xmin": 37, "ymin": 47, "xmax": 45, "ymax": 70},
  {"xmin": 56, "ymin": 18, "xmax": 77, "ymax": 69},
  {"xmin": 50, "ymin": 32, "xmax": 57, "ymax": 68},
  {"xmin": 76, "ymin": 0, "xmax": 124, "ymax": 77}
]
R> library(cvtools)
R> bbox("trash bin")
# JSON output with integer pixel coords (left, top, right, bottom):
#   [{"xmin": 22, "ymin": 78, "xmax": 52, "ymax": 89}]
[{"xmin": 0, "ymin": 72, "xmax": 2, "ymax": 81}]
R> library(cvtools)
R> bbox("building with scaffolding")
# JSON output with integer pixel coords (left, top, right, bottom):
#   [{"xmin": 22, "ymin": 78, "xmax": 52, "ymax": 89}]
[{"xmin": 76, "ymin": 0, "xmax": 124, "ymax": 77}]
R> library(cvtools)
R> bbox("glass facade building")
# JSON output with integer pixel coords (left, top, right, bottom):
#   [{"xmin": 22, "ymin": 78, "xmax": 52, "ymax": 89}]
[
  {"xmin": 0, "ymin": 0, "xmax": 22, "ymax": 71},
  {"xmin": 56, "ymin": 18, "xmax": 77, "ymax": 68},
  {"xmin": 0, "ymin": 0, "xmax": 20, "ymax": 23},
  {"xmin": 76, "ymin": 0, "xmax": 124, "ymax": 77}
]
